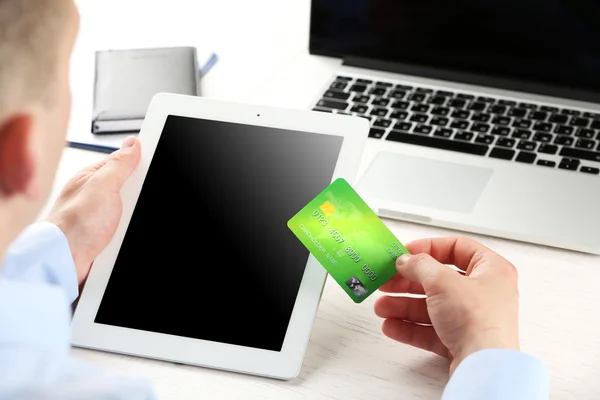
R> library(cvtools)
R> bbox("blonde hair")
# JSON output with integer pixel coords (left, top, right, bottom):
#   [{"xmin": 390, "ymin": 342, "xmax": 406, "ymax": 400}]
[{"xmin": 0, "ymin": 0, "xmax": 70, "ymax": 112}]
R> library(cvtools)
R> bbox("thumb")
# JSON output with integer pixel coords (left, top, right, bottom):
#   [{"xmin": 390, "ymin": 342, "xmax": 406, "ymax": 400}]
[
  {"xmin": 93, "ymin": 136, "xmax": 141, "ymax": 191},
  {"xmin": 396, "ymin": 253, "xmax": 459, "ymax": 295}
]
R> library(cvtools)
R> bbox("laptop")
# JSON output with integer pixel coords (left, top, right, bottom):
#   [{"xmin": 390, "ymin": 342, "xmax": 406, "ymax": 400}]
[{"xmin": 308, "ymin": 0, "xmax": 600, "ymax": 255}]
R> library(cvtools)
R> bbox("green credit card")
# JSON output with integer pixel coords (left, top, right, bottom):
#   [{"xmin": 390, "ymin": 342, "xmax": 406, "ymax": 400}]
[{"xmin": 287, "ymin": 178, "xmax": 409, "ymax": 303}]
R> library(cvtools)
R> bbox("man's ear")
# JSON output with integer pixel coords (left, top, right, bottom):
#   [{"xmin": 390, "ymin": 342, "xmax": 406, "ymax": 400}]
[{"xmin": 0, "ymin": 114, "xmax": 37, "ymax": 199}]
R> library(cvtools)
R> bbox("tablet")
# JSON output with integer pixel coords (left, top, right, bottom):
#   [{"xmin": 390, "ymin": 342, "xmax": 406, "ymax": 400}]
[{"xmin": 70, "ymin": 93, "xmax": 369, "ymax": 380}]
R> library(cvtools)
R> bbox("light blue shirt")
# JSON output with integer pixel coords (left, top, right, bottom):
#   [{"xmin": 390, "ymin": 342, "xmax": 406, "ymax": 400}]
[{"xmin": 0, "ymin": 222, "xmax": 550, "ymax": 399}]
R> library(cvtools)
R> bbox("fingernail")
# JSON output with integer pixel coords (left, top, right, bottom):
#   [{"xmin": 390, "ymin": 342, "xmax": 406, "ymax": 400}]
[
  {"xmin": 396, "ymin": 254, "xmax": 411, "ymax": 268},
  {"xmin": 122, "ymin": 136, "xmax": 136, "ymax": 148}
]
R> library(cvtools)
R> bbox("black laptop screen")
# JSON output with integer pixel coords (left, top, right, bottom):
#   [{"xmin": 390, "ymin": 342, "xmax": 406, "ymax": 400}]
[{"xmin": 310, "ymin": 0, "xmax": 600, "ymax": 94}]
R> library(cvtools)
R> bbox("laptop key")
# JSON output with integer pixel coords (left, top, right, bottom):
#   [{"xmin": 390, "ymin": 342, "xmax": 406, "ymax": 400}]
[
  {"xmin": 517, "ymin": 141, "xmax": 537, "ymax": 152},
  {"xmin": 390, "ymin": 90, "xmax": 407, "ymax": 99},
  {"xmin": 554, "ymin": 136, "xmax": 574, "ymax": 146},
  {"xmin": 317, "ymin": 99, "xmax": 348, "ymax": 111},
  {"xmin": 312, "ymin": 108, "xmax": 332, "ymax": 113},
  {"xmin": 390, "ymin": 110, "xmax": 409, "ymax": 120},
  {"xmin": 581, "ymin": 166, "xmax": 600, "ymax": 174},
  {"xmin": 324, "ymin": 90, "xmax": 351, "ymax": 101},
  {"xmin": 591, "ymin": 120, "xmax": 600, "ymax": 129},
  {"xmin": 555, "ymin": 125, "xmax": 574, "ymax": 135},
  {"xmin": 519, "ymin": 102, "xmax": 538, "ymax": 110},
  {"xmin": 471, "ymin": 123, "xmax": 491, "ymax": 133},
  {"xmin": 559, "ymin": 158, "xmax": 580, "ymax": 170},
  {"xmin": 457, "ymin": 93, "xmax": 476, "ymax": 100},
  {"xmin": 508, "ymin": 108, "xmax": 527, "ymax": 118},
  {"xmin": 538, "ymin": 144, "xmax": 558, "ymax": 154},
  {"xmin": 349, "ymin": 84, "xmax": 368, "ymax": 92},
  {"xmin": 447, "ymin": 99, "xmax": 467, "ymax": 108},
  {"xmin": 371, "ymin": 98, "xmax": 390, "ymax": 107},
  {"xmin": 571, "ymin": 117, "xmax": 590, "ymax": 127},
  {"xmin": 477, "ymin": 96, "xmax": 496, "ymax": 103},
  {"xmin": 411, "ymin": 104, "xmax": 430, "ymax": 113},
  {"xmin": 386, "ymin": 131, "xmax": 489, "ymax": 156},
  {"xmin": 512, "ymin": 129, "xmax": 532, "ymax": 140},
  {"xmin": 455, "ymin": 131, "xmax": 474, "ymax": 141},
  {"xmin": 541, "ymin": 106, "xmax": 559, "ymax": 112},
  {"xmin": 434, "ymin": 128, "xmax": 454, "ymax": 138},
  {"xmin": 414, "ymin": 125, "xmax": 434, "ymax": 135},
  {"xmin": 560, "ymin": 148, "xmax": 600, "ymax": 162},
  {"xmin": 452, "ymin": 110, "xmax": 471, "ymax": 119},
  {"xmin": 350, "ymin": 104, "xmax": 368, "ymax": 114},
  {"xmin": 498, "ymin": 99, "xmax": 517, "ymax": 106},
  {"xmin": 497, "ymin": 138, "xmax": 516, "ymax": 148},
  {"xmin": 575, "ymin": 139, "xmax": 596, "ymax": 150},
  {"xmin": 430, "ymin": 116, "xmax": 450, "ymax": 126},
  {"xmin": 491, "ymin": 126, "xmax": 511, "ymax": 136},
  {"xmin": 353, "ymin": 94, "xmax": 370, "ymax": 103},
  {"xmin": 429, "ymin": 96, "xmax": 447, "ymax": 105},
  {"xmin": 471, "ymin": 113, "xmax": 491, "ymax": 122},
  {"xmin": 370, "ymin": 108, "xmax": 388, "ymax": 117},
  {"xmin": 410, "ymin": 113, "xmax": 429, "ymax": 123},
  {"xmin": 336, "ymin": 76, "xmax": 353, "ymax": 81},
  {"xmin": 431, "ymin": 106, "xmax": 451, "ymax": 116},
  {"xmin": 537, "ymin": 160, "xmax": 556, "ymax": 167},
  {"xmin": 516, "ymin": 151, "xmax": 536, "ymax": 164},
  {"xmin": 451, "ymin": 120, "xmax": 470, "ymax": 130},
  {"xmin": 549, "ymin": 114, "xmax": 569, "ymax": 124},
  {"xmin": 370, "ymin": 87, "xmax": 387, "ymax": 96},
  {"xmin": 408, "ymin": 93, "xmax": 427, "ymax": 102},
  {"xmin": 436, "ymin": 90, "xmax": 454, "ymax": 97},
  {"xmin": 415, "ymin": 87, "xmax": 434, "ymax": 93},
  {"xmin": 491, "ymin": 116, "xmax": 511, "ymax": 126},
  {"xmin": 375, "ymin": 81, "xmax": 393, "ymax": 87},
  {"xmin": 583, "ymin": 112, "xmax": 600, "ymax": 119},
  {"xmin": 575, "ymin": 128, "xmax": 595, "ymax": 138},
  {"xmin": 533, "ymin": 122, "xmax": 552, "ymax": 132},
  {"xmin": 391, "ymin": 100, "xmax": 410, "ymax": 110},
  {"xmin": 489, "ymin": 147, "xmax": 516, "ymax": 160},
  {"xmin": 395, "ymin": 84, "xmax": 413, "ymax": 90},
  {"xmin": 394, "ymin": 121, "xmax": 413, "ymax": 131},
  {"xmin": 532, "ymin": 132, "xmax": 553, "ymax": 142},
  {"xmin": 488, "ymin": 105, "xmax": 507, "ymax": 114},
  {"xmin": 529, "ymin": 111, "xmax": 548, "ymax": 121},
  {"xmin": 369, "ymin": 128, "xmax": 385, "ymax": 139},
  {"xmin": 469, "ymin": 102, "xmax": 487, "ymax": 111},
  {"xmin": 561, "ymin": 109, "xmax": 580, "ymax": 116},
  {"xmin": 512, "ymin": 119, "xmax": 532, "ymax": 129},
  {"xmin": 373, "ymin": 118, "xmax": 393, "ymax": 128},
  {"xmin": 475, "ymin": 134, "xmax": 495, "ymax": 145},
  {"xmin": 357, "ymin": 78, "xmax": 373, "ymax": 84},
  {"xmin": 330, "ymin": 81, "xmax": 347, "ymax": 90}
]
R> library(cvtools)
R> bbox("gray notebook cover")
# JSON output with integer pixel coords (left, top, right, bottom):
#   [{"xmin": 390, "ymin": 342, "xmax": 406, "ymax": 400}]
[{"xmin": 92, "ymin": 46, "xmax": 200, "ymax": 134}]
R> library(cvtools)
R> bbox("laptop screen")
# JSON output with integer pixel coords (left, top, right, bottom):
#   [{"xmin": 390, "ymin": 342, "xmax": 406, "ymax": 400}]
[{"xmin": 309, "ymin": 0, "xmax": 600, "ymax": 94}]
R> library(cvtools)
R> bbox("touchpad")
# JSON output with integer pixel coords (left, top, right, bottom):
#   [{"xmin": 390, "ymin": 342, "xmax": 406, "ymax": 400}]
[{"xmin": 356, "ymin": 152, "xmax": 493, "ymax": 213}]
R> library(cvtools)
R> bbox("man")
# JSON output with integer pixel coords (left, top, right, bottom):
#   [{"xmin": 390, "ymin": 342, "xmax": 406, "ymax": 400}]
[{"xmin": 0, "ymin": 0, "xmax": 550, "ymax": 398}]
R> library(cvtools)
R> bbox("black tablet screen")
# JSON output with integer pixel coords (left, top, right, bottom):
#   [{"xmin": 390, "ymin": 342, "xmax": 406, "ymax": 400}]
[{"xmin": 94, "ymin": 115, "xmax": 343, "ymax": 352}]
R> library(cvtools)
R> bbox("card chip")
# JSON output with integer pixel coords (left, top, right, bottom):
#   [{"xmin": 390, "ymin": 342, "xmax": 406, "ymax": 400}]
[{"xmin": 320, "ymin": 201, "xmax": 336, "ymax": 216}]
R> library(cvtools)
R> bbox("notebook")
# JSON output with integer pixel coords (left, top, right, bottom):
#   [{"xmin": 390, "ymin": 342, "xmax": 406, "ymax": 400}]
[{"xmin": 68, "ymin": 46, "xmax": 217, "ymax": 153}]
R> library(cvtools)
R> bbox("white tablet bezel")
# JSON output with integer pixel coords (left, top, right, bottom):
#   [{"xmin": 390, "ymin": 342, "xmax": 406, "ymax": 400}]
[{"xmin": 70, "ymin": 93, "xmax": 369, "ymax": 380}]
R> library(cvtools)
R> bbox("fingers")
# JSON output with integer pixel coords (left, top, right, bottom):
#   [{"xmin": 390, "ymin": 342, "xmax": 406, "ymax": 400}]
[
  {"xmin": 395, "ymin": 253, "xmax": 459, "ymax": 295},
  {"xmin": 382, "ymin": 319, "xmax": 448, "ymax": 359},
  {"xmin": 378, "ymin": 274, "xmax": 425, "ymax": 295},
  {"xmin": 406, "ymin": 236, "xmax": 493, "ymax": 273},
  {"xmin": 92, "ymin": 136, "xmax": 141, "ymax": 191},
  {"xmin": 374, "ymin": 295, "xmax": 430, "ymax": 324}
]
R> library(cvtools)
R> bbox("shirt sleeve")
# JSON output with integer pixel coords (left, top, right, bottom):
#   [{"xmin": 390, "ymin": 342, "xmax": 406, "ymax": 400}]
[
  {"xmin": 1, "ymin": 222, "xmax": 79, "ymax": 302},
  {"xmin": 442, "ymin": 349, "xmax": 550, "ymax": 400}
]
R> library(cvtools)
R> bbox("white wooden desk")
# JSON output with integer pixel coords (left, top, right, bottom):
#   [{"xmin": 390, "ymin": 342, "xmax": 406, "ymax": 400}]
[{"xmin": 47, "ymin": 1, "xmax": 600, "ymax": 398}]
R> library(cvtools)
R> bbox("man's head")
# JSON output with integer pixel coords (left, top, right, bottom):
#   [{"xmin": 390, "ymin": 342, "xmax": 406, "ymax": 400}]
[{"xmin": 0, "ymin": 0, "xmax": 79, "ymax": 246}]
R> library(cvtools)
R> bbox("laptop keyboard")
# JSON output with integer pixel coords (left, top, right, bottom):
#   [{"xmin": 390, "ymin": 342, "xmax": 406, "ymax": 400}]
[{"xmin": 313, "ymin": 75, "xmax": 600, "ymax": 175}]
